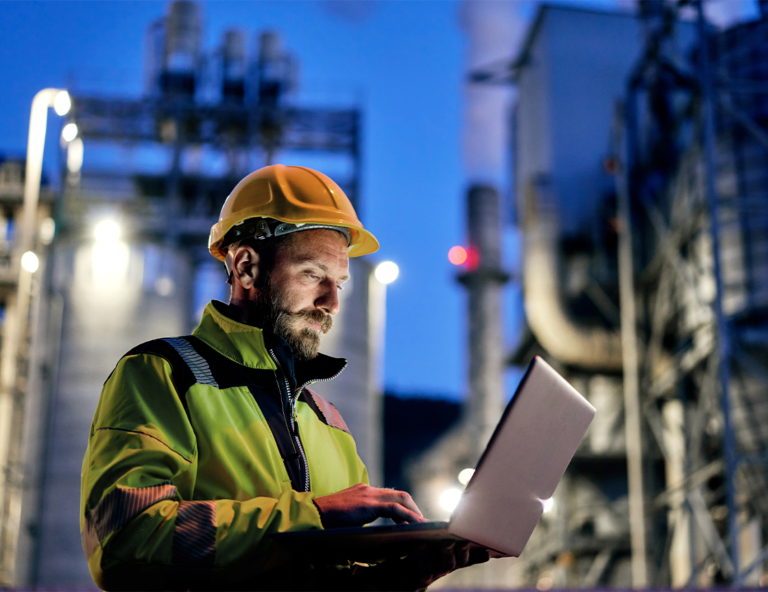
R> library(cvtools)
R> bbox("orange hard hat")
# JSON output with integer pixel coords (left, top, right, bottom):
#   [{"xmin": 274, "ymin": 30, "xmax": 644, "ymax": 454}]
[{"xmin": 209, "ymin": 164, "xmax": 379, "ymax": 261}]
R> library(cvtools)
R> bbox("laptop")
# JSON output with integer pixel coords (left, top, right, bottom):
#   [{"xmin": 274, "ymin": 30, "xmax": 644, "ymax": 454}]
[{"xmin": 271, "ymin": 356, "xmax": 596, "ymax": 562}]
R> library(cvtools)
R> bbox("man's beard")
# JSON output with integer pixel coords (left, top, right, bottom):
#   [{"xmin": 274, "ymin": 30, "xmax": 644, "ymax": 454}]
[{"xmin": 255, "ymin": 277, "xmax": 333, "ymax": 361}]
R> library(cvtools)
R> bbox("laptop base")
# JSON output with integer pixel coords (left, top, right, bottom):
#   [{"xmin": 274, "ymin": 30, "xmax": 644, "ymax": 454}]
[{"xmin": 272, "ymin": 522, "xmax": 466, "ymax": 563}]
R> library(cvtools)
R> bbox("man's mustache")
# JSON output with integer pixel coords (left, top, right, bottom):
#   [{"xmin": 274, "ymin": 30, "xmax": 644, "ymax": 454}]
[{"xmin": 291, "ymin": 309, "xmax": 333, "ymax": 334}]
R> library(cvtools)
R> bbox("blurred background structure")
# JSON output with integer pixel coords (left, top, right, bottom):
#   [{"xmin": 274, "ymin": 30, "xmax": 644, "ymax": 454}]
[
  {"xmin": 1, "ymin": 0, "xmax": 768, "ymax": 590},
  {"xmin": 413, "ymin": 0, "xmax": 768, "ymax": 589}
]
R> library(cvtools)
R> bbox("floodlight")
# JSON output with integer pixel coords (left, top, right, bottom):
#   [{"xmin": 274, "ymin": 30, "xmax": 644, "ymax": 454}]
[
  {"xmin": 62, "ymin": 123, "xmax": 78, "ymax": 142},
  {"xmin": 439, "ymin": 487, "xmax": 462, "ymax": 512},
  {"xmin": 95, "ymin": 220, "xmax": 121, "ymax": 243},
  {"xmin": 458, "ymin": 468, "xmax": 475, "ymax": 485},
  {"xmin": 53, "ymin": 90, "xmax": 71, "ymax": 116},
  {"xmin": 21, "ymin": 251, "xmax": 39, "ymax": 273},
  {"xmin": 374, "ymin": 261, "xmax": 399, "ymax": 284}
]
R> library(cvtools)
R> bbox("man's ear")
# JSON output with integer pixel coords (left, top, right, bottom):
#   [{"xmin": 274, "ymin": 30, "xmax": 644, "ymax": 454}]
[{"xmin": 231, "ymin": 245, "xmax": 260, "ymax": 290}]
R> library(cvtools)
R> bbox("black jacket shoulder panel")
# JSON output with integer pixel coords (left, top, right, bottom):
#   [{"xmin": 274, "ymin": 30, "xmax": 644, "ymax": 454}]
[
  {"xmin": 185, "ymin": 335, "xmax": 276, "ymax": 389},
  {"xmin": 120, "ymin": 338, "xmax": 198, "ymax": 398}
]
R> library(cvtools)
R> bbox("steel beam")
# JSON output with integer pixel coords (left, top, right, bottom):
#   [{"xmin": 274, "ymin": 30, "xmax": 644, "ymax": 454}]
[
  {"xmin": 696, "ymin": 1, "xmax": 741, "ymax": 578},
  {"xmin": 615, "ymin": 100, "xmax": 649, "ymax": 588}
]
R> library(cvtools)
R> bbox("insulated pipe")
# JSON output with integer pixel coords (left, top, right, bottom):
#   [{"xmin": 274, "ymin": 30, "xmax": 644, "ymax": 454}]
[
  {"xmin": 0, "ymin": 88, "xmax": 67, "ymax": 587},
  {"xmin": 522, "ymin": 176, "xmax": 623, "ymax": 370}
]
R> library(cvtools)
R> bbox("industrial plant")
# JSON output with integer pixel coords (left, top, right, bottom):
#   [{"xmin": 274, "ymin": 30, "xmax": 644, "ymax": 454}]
[{"xmin": 0, "ymin": 0, "xmax": 767, "ymax": 590}]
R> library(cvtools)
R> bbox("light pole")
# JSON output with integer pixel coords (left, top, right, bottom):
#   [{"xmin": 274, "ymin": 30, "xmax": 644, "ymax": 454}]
[{"xmin": 0, "ymin": 88, "xmax": 70, "ymax": 587}]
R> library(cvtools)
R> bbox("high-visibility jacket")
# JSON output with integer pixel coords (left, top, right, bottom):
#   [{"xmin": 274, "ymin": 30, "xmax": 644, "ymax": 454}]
[{"xmin": 80, "ymin": 301, "xmax": 368, "ymax": 590}]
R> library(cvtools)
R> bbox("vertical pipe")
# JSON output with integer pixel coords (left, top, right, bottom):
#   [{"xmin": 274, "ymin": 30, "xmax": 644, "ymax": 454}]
[
  {"xmin": 663, "ymin": 399, "xmax": 692, "ymax": 586},
  {"xmin": 366, "ymin": 266, "xmax": 386, "ymax": 487},
  {"xmin": 351, "ymin": 110, "xmax": 362, "ymax": 219},
  {"xmin": 463, "ymin": 185, "xmax": 507, "ymax": 459},
  {"xmin": 0, "ymin": 88, "xmax": 59, "ymax": 587},
  {"xmin": 615, "ymin": 100, "xmax": 649, "ymax": 588},
  {"xmin": 695, "ymin": 0, "xmax": 740, "ymax": 579}
]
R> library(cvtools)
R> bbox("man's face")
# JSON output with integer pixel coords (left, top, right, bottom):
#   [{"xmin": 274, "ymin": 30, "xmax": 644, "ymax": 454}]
[{"xmin": 257, "ymin": 229, "xmax": 350, "ymax": 361}]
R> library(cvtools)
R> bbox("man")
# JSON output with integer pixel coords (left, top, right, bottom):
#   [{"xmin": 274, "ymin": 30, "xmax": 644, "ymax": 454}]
[{"xmin": 80, "ymin": 164, "xmax": 488, "ymax": 591}]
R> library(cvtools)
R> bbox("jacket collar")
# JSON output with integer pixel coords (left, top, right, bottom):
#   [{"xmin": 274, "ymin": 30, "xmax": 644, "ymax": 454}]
[{"xmin": 193, "ymin": 301, "xmax": 346, "ymax": 388}]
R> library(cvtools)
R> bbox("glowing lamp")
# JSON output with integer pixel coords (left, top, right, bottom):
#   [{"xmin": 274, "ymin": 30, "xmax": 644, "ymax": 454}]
[
  {"xmin": 53, "ymin": 90, "xmax": 71, "ymax": 116},
  {"xmin": 458, "ymin": 468, "xmax": 474, "ymax": 485},
  {"xmin": 62, "ymin": 123, "xmax": 78, "ymax": 142},
  {"xmin": 439, "ymin": 488, "xmax": 462, "ymax": 512},
  {"xmin": 448, "ymin": 246, "xmax": 467, "ymax": 266},
  {"xmin": 375, "ymin": 261, "xmax": 399, "ymax": 284},
  {"xmin": 21, "ymin": 251, "xmax": 40, "ymax": 273},
  {"xmin": 465, "ymin": 245, "xmax": 480, "ymax": 271},
  {"xmin": 95, "ymin": 220, "xmax": 121, "ymax": 244}
]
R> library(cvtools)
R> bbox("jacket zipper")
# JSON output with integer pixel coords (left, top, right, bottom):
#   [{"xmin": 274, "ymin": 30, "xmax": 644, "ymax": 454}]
[
  {"xmin": 268, "ymin": 349, "xmax": 310, "ymax": 492},
  {"xmin": 294, "ymin": 361, "xmax": 347, "ymax": 399}
]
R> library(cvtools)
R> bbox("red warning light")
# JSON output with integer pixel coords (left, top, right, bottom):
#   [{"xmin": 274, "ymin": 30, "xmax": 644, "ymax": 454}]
[
  {"xmin": 448, "ymin": 246, "xmax": 468, "ymax": 266},
  {"xmin": 465, "ymin": 245, "xmax": 480, "ymax": 271}
]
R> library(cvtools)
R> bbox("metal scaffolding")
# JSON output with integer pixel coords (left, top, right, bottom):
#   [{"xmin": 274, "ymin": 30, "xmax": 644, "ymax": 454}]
[
  {"xmin": 500, "ymin": 1, "xmax": 768, "ymax": 587},
  {"xmin": 65, "ymin": 97, "xmax": 361, "ymax": 245},
  {"xmin": 617, "ymin": 0, "xmax": 768, "ymax": 585}
]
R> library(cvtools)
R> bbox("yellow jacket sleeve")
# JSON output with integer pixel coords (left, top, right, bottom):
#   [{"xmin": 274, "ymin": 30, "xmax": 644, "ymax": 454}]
[{"xmin": 80, "ymin": 353, "xmax": 326, "ymax": 591}]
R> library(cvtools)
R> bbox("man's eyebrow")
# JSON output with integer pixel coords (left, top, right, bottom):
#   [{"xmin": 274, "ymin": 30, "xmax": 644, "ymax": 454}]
[{"xmin": 297, "ymin": 259, "xmax": 350, "ymax": 281}]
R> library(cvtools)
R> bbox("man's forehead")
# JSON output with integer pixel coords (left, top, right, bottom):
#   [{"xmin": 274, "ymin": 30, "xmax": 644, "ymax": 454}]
[{"xmin": 282, "ymin": 229, "xmax": 349, "ymax": 266}]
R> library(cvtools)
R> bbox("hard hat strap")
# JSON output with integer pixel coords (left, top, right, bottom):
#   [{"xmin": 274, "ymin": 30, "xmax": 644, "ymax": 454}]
[
  {"xmin": 221, "ymin": 217, "xmax": 351, "ymax": 280},
  {"xmin": 224, "ymin": 250, "xmax": 236, "ymax": 280},
  {"xmin": 221, "ymin": 217, "xmax": 350, "ymax": 250}
]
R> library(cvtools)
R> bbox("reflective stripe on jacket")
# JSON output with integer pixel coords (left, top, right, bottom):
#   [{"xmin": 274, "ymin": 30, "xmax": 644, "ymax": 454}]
[{"xmin": 80, "ymin": 300, "xmax": 368, "ymax": 590}]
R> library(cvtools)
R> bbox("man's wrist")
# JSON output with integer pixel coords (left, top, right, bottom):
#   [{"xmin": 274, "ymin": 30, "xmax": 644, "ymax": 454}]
[{"xmin": 311, "ymin": 497, "xmax": 327, "ymax": 528}]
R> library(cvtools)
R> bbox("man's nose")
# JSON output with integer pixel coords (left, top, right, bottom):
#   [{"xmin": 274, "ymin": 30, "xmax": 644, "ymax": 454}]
[{"xmin": 316, "ymin": 282, "xmax": 340, "ymax": 315}]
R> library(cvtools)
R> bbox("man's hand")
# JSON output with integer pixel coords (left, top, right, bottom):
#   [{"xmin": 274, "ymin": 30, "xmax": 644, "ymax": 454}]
[{"xmin": 313, "ymin": 483, "xmax": 425, "ymax": 528}]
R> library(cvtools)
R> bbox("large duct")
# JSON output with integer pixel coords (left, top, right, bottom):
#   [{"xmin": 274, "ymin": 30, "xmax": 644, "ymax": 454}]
[{"xmin": 522, "ymin": 175, "xmax": 623, "ymax": 370}]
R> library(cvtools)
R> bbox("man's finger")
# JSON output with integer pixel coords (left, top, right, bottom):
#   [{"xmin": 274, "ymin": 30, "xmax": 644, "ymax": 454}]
[
  {"xmin": 468, "ymin": 546, "xmax": 491, "ymax": 566},
  {"xmin": 377, "ymin": 489, "xmax": 424, "ymax": 518},
  {"xmin": 455, "ymin": 542, "xmax": 471, "ymax": 568},
  {"xmin": 395, "ymin": 490, "xmax": 424, "ymax": 517},
  {"xmin": 379, "ymin": 502, "xmax": 425, "ymax": 523},
  {"xmin": 435, "ymin": 542, "xmax": 457, "ymax": 574}
]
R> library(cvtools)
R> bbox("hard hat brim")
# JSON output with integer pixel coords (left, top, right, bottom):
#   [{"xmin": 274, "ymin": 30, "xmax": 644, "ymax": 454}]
[{"xmin": 209, "ymin": 215, "xmax": 379, "ymax": 261}]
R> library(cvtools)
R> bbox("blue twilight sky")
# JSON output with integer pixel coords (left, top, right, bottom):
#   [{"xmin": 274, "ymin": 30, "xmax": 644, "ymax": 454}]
[{"xmin": 0, "ymin": 0, "xmax": 755, "ymax": 400}]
